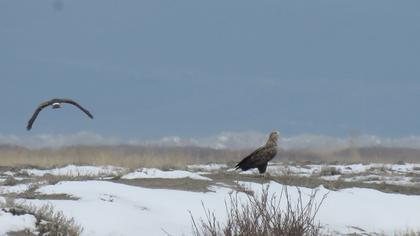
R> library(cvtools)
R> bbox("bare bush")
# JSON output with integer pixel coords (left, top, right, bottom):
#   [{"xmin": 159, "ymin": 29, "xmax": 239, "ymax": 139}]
[
  {"xmin": 190, "ymin": 185, "xmax": 327, "ymax": 236},
  {"xmin": 30, "ymin": 204, "xmax": 82, "ymax": 236}
]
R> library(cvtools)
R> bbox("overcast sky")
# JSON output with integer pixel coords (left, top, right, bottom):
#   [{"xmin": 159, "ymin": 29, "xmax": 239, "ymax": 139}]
[{"xmin": 1, "ymin": 0, "xmax": 420, "ymax": 139}]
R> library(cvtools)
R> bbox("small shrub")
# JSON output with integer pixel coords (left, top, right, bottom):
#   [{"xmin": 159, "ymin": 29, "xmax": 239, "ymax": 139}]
[
  {"xmin": 396, "ymin": 160, "xmax": 406, "ymax": 165},
  {"xmin": 190, "ymin": 185, "xmax": 327, "ymax": 236},
  {"xmin": 1, "ymin": 198, "xmax": 82, "ymax": 236},
  {"xmin": 3, "ymin": 176, "xmax": 18, "ymax": 186},
  {"xmin": 319, "ymin": 167, "xmax": 341, "ymax": 176},
  {"xmin": 32, "ymin": 204, "xmax": 83, "ymax": 236}
]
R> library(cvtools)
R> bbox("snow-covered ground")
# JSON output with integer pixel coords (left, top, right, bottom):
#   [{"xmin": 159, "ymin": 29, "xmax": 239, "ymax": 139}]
[
  {"xmin": 0, "ymin": 211, "xmax": 36, "ymax": 235},
  {"xmin": 0, "ymin": 183, "xmax": 32, "ymax": 195},
  {"xmin": 238, "ymin": 162, "xmax": 420, "ymax": 187},
  {"xmin": 1, "ymin": 163, "xmax": 420, "ymax": 235},
  {"xmin": 5, "ymin": 180, "xmax": 420, "ymax": 235}
]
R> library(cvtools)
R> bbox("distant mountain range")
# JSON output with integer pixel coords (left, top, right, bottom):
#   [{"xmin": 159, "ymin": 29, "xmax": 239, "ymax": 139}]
[{"xmin": 2, "ymin": 131, "xmax": 420, "ymax": 150}]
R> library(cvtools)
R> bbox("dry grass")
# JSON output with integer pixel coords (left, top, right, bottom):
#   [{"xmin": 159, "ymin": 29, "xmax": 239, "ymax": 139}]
[
  {"xmin": 1, "ymin": 144, "xmax": 420, "ymax": 170},
  {"xmin": 394, "ymin": 232, "xmax": 420, "ymax": 236},
  {"xmin": 0, "ymin": 144, "xmax": 246, "ymax": 169},
  {"xmin": 279, "ymin": 147, "xmax": 420, "ymax": 164},
  {"xmin": 190, "ymin": 185, "xmax": 327, "ymax": 236}
]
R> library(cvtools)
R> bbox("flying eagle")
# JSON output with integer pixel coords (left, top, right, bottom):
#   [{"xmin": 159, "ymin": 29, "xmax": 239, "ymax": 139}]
[
  {"xmin": 235, "ymin": 131, "xmax": 279, "ymax": 174},
  {"xmin": 26, "ymin": 98, "xmax": 93, "ymax": 130}
]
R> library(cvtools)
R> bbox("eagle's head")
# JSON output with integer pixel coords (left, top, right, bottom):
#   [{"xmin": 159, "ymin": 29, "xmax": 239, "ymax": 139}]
[
  {"xmin": 266, "ymin": 131, "xmax": 280, "ymax": 146},
  {"xmin": 52, "ymin": 102, "xmax": 62, "ymax": 109}
]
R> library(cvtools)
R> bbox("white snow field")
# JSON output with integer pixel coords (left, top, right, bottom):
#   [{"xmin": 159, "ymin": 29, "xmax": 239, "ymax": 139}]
[
  {"xmin": 0, "ymin": 212, "xmax": 36, "ymax": 235},
  {"xmin": 1, "ymin": 163, "xmax": 420, "ymax": 235}
]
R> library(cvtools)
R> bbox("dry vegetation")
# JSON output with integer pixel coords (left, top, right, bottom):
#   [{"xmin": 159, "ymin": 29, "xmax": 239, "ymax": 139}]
[
  {"xmin": 0, "ymin": 144, "xmax": 246, "ymax": 169},
  {"xmin": 1, "ymin": 197, "xmax": 83, "ymax": 235},
  {"xmin": 281, "ymin": 146, "xmax": 420, "ymax": 164},
  {"xmin": 1, "ymin": 144, "xmax": 420, "ymax": 169},
  {"xmin": 190, "ymin": 185, "xmax": 327, "ymax": 236},
  {"xmin": 396, "ymin": 232, "xmax": 420, "ymax": 236}
]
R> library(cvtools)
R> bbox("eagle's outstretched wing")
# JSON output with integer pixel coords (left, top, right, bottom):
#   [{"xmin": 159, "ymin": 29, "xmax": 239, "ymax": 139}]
[
  {"xmin": 59, "ymin": 98, "xmax": 94, "ymax": 119},
  {"xmin": 26, "ymin": 100, "xmax": 55, "ymax": 130},
  {"xmin": 26, "ymin": 98, "xmax": 94, "ymax": 131}
]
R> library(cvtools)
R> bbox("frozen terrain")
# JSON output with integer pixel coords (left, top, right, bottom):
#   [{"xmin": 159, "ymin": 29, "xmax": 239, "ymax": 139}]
[
  {"xmin": 239, "ymin": 162, "xmax": 420, "ymax": 188},
  {"xmin": 1, "ymin": 163, "xmax": 420, "ymax": 235}
]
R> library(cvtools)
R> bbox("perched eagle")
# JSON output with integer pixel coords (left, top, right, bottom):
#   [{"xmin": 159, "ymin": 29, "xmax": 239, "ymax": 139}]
[
  {"xmin": 26, "ymin": 98, "xmax": 93, "ymax": 130},
  {"xmin": 235, "ymin": 131, "xmax": 279, "ymax": 174}
]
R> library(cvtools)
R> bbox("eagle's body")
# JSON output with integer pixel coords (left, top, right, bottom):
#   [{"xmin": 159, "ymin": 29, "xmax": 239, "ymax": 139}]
[
  {"xmin": 26, "ymin": 98, "xmax": 93, "ymax": 130},
  {"xmin": 235, "ymin": 131, "xmax": 279, "ymax": 174}
]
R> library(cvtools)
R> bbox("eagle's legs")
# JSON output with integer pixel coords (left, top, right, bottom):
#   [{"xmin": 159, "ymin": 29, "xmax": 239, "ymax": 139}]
[
  {"xmin": 256, "ymin": 172, "xmax": 272, "ymax": 180},
  {"xmin": 263, "ymin": 172, "xmax": 271, "ymax": 179}
]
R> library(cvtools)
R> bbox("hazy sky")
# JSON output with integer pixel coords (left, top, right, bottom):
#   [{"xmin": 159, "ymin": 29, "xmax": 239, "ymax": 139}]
[{"xmin": 1, "ymin": 0, "xmax": 420, "ymax": 139}]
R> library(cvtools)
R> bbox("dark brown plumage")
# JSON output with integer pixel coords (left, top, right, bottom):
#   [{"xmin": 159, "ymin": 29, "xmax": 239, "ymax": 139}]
[
  {"xmin": 235, "ymin": 131, "xmax": 279, "ymax": 174},
  {"xmin": 26, "ymin": 98, "xmax": 93, "ymax": 130}
]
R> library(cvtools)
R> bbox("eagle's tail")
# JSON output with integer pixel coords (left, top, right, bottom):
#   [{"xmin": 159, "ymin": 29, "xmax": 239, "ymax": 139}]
[{"xmin": 235, "ymin": 159, "xmax": 251, "ymax": 171}]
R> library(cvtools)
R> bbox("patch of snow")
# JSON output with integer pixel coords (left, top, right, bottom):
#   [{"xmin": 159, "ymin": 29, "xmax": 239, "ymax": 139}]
[
  {"xmin": 21, "ymin": 165, "xmax": 126, "ymax": 177},
  {"xmin": 31, "ymin": 181, "xmax": 230, "ymax": 236},
  {"xmin": 0, "ymin": 184, "xmax": 31, "ymax": 194},
  {"xmin": 286, "ymin": 165, "xmax": 320, "ymax": 176},
  {"xmin": 3, "ymin": 171, "xmax": 16, "ymax": 176},
  {"xmin": 0, "ymin": 211, "xmax": 37, "ymax": 235},
  {"xmin": 121, "ymin": 168, "xmax": 211, "ymax": 181},
  {"xmin": 319, "ymin": 175, "xmax": 341, "ymax": 181}
]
